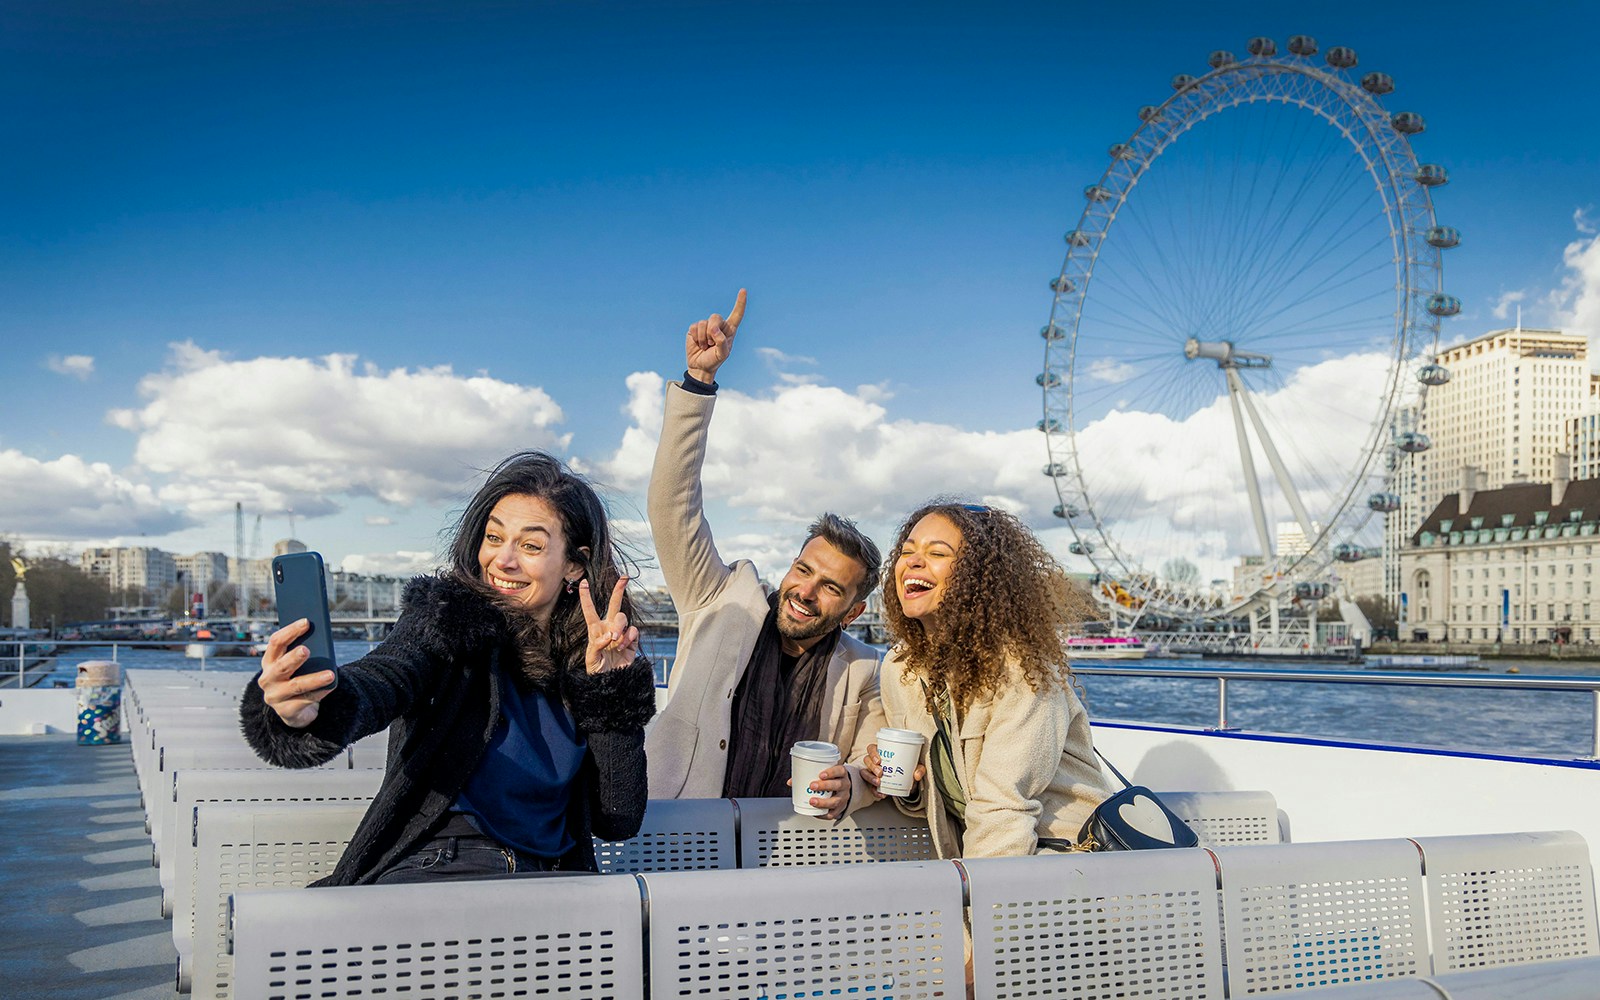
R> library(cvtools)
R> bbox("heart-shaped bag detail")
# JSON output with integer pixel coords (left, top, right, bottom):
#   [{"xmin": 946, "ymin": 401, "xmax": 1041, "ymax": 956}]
[{"xmin": 1117, "ymin": 793, "xmax": 1175, "ymax": 840}]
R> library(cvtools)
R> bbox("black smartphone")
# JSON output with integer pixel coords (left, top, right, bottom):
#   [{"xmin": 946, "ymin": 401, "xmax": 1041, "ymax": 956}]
[{"xmin": 272, "ymin": 551, "xmax": 338, "ymax": 689}]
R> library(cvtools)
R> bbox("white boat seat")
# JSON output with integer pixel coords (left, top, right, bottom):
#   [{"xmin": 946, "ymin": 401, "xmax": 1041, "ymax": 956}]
[
  {"xmin": 1158, "ymin": 788, "xmax": 1287, "ymax": 844},
  {"xmin": 1213, "ymin": 838, "xmax": 1431, "ymax": 993},
  {"xmin": 640, "ymin": 861, "xmax": 962, "ymax": 999},
  {"xmin": 593, "ymin": 797, "xmax": 737, "ymax": 873},
  {"xmin": 734, "ymin": 796, "xmax": 937, "ymax": 866},
  {"xmin": 231, "ymin": 873, "xmax": 644, "ymax": 1000},
  {"xmin": 963, "ymin": 848, "xmax": 1227, "ymax": 999},
  {"xmin": 1412, "ymin": 830, "xmax": 1599, "ymax": 973},
  {"xmin": 188, "ymin": 801, "xmax": 366, "ymax": 997},
  {"xmin": 168, "ymin": 769, "xmax": 382, "ymax": 953}
]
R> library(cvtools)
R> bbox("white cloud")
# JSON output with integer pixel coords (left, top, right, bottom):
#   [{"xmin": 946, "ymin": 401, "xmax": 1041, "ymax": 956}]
[
  {"xmin": 107, "ymin": 342, "xmax": 571, "ymax": 520},
  {"xmin": 1491, "ymin": 290, "xmax": 1526, "ymax": 321},
  {"xmin": 364, "ymin": 515, "xmax": 395, "ymax": 526},
  {"xmin": 337, "ymin": 551, "xmax": 441, "ymax": 576},
  {"xmin": 604, "ymin": 350, "xmax": 1384, "ymax": 594},
  {"xmin": 46, "ymin": 354, "xmax": 95, "ymax": 380},
  {"xmin": 0, "ymin": 450, "xmax": 192, "ymax": 537},
  {"xmin": 1550, "ymin": 220, "xmax": 1600, "ymax": 347},
  {"xmin": 1576, "ymin": 207, "xmax": 1597, "ymax": 236},
  {"xmin": 1087, "ymin": 358, "xmax": 1137, "ymax": 383}
]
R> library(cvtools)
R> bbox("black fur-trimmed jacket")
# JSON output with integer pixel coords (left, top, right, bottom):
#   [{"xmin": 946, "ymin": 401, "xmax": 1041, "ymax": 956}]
[{"xmin": 238, "ymin": 573, "xmax": 656, "ymax": 885}]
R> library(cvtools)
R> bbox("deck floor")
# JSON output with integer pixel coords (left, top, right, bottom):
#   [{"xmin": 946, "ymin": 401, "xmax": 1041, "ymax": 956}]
[{"xmin": 1, "ymin": 735, "xmax": 176, "ymax": 999}]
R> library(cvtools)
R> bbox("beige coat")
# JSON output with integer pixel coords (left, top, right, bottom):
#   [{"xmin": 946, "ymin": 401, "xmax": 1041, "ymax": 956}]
[
  {"xmin": 644, "ymin": 383, "xmax": 885, "ymax": 813},
  {"xmin": 881, "ymin": 647, "xmax": 1111, "ymax": 857}
]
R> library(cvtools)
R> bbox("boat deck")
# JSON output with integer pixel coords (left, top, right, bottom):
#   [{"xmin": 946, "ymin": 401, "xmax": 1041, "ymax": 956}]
[{"xmin": 1, "ymin": 735, "xmax": 175, "ymax": 999}]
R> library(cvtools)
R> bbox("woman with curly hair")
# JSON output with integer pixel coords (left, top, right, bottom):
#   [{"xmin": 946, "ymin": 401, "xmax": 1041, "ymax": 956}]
[{"xmin": 869, "ymin": 501, "xmax": 1111, "ymax": 858}]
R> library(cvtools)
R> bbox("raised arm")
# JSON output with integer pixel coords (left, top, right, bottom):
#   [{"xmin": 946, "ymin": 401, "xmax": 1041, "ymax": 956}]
[{"xmin": 647, "ymin": 290, "xmax": 749, "ymax": 613}]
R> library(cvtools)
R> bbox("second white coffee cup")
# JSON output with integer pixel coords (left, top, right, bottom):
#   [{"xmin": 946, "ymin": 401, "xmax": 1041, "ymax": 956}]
[
  {"xmin": 875, "ymin": 727, "xmax": 926, "ymax": 797},
  {"xmin": 790, "ymin": 740, "xmax": 842, "ymax": 816}
]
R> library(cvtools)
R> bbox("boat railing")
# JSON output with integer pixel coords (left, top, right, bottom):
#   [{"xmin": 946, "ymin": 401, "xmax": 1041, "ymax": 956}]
[{"xmin": 1070, "ymin": 662, "xmax": 1600, "ymax": 759}]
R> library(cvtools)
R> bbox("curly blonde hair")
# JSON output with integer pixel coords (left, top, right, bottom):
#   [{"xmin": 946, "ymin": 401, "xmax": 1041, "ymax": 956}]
[{"xmin": 882, "ymin": 502, "xmax": 1100, "ymax": 714}]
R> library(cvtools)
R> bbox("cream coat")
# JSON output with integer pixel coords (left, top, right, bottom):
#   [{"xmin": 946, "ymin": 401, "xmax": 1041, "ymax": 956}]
[
  {"xmin": 644, "ymin": 383, "xmax": 885, "ymax": 813},
  {"xmin": 881, "ymin": 647, "xmax": 1111, "ymax": 857}
]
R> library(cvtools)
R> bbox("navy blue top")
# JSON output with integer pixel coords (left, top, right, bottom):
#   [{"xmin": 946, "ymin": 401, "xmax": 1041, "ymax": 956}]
[{"xmin": 454, "ymin": 675, "xmax": 587, "ymax": 858}]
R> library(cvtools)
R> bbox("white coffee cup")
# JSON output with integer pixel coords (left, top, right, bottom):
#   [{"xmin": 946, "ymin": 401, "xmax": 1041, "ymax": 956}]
[
  {"xmin": 790, "ymin": 740, "xmax": 842, "ymax": 816},
  {"xmin": 874, "ymin": 727, "xmax": 926, "ymax": 797}
]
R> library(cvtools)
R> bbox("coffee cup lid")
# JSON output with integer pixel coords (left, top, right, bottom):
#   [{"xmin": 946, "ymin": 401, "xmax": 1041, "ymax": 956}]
[
  {"xmin": 791, "ymin": 740, "xmax": 841, "ymax": 762},
  {"xmin": 876, "ymin": 727, "xmax": 926, "ymax": 745}
]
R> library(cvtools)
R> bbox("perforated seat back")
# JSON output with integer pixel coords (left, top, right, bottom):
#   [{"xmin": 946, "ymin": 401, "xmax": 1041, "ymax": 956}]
[
  {"xmin": 964, "ymin": 848, "xmax": 1226, "ymax": 999},
  {"xmin": 1214, "ymin": 838, "xmax": 1429, "ymax": 993},
  {"xmin": 1159, "ymin": 789, "xmax": 1285, "ymax": 845},
  {"xmin": 191, "ymin": 802, "xmax": 366, "ymax": 1000},
  {"xmin": 1413, "ymin": 830, "xmax": 1599, "ymax": 974},
  {"xmin": 592, "ymin": 797, "xmax": 736, "ymax": 873},
  {"xmin": 641, "ymin": 861, "xmax": 963, "ymax": 999},
  {"xmin": 232, "ymin": 874, "xmax": 645, "ymax": 1000},
  {"xmin": 735, "ymin": 796, "xmax": 937, "ymax": 866}
]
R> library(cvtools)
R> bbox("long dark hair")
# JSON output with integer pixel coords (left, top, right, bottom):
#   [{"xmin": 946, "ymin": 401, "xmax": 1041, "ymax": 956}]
[{"xmin": 447, "ymin": 451, "xmax": 633, "ymax": 669}]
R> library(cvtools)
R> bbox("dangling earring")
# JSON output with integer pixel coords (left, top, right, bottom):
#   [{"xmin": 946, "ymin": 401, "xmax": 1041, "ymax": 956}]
[{"xmin": 565, "ymin": 578, "xmax": 578, "ymax": 594}]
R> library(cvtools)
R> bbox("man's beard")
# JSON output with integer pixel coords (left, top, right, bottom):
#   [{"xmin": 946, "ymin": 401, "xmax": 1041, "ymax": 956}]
[{"xmin": 775, "ymin": 589, "xmax": 844, "ymax": 643}]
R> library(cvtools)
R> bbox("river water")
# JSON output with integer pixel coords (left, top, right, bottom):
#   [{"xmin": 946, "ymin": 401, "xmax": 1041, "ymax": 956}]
[{"xmin": 20, "ymin": 639, "xmax": 1599, "ymax": 761}]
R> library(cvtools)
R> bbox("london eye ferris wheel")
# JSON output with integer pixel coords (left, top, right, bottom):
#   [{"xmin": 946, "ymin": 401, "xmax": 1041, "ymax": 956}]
[{"xmin": 1040, "ymin": 36, "xmax": 1460, "ymax": 621}]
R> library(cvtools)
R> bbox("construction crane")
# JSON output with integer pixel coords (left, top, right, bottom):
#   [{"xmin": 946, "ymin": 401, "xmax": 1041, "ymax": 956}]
[{"xmin": 233, "ymin": 503, "xmax": 265, "ymax": 628}]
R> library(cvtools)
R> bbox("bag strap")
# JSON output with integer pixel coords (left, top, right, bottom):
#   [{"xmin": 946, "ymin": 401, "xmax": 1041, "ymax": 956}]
[{"xmin": 1093, "ymin": 747, "xmax": 1134, "ymax": 790}]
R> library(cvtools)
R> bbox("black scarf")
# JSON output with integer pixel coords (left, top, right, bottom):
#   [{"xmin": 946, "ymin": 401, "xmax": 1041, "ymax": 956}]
[{"xmin": 721, "ymin": 595, "xmax": 840, "ymax": 798}]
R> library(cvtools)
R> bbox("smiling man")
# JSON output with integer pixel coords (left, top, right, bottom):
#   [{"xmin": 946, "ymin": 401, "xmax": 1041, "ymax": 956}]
[{"xmin": 645, "ymin": 290, "xmax": 886, "ymax": 818}]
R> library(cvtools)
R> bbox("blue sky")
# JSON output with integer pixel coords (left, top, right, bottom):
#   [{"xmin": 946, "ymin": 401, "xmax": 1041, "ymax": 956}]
[{"xmin": 3, "ymin": 0, "xmax": 1597, "ymax": 587}]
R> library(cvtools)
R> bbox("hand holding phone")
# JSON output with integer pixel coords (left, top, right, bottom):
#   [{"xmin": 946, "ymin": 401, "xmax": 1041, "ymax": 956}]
[{"xmin": 271, "ymin": 552, "xmax": 338, "ymax": 691}]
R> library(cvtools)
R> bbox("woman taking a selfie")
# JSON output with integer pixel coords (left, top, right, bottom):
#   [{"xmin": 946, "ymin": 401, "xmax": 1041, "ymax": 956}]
[
  {"xmin": 873, "ymin": 501, "xmax": 1110, "ymax": 858},
  {"xmin": 239, "ymin": 451, "xmax": 656, "ymax": 884}
]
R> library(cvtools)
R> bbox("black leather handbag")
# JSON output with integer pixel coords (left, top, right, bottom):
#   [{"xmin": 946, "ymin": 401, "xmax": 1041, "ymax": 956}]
[{"xmin": 1075, "ymin": 751, "xmax": 1199, "ymax": 851}]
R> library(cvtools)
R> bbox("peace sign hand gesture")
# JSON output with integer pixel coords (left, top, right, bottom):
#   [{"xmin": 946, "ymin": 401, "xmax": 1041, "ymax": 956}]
[
  {"xmin": 579, "ymin": 577, "xmax": 641, "ymax": 675},
  {"xmin": 685, "ymin": 288, "xmax": 746, "ymax": 385}
]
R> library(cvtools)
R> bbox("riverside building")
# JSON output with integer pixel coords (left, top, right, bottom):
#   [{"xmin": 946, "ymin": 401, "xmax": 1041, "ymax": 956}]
[{"xmin": 1400, "ymin": 459, "xmax": 1600, "ymax": 644}]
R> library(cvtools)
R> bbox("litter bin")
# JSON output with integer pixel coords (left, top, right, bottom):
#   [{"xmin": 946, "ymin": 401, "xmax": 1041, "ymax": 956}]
[{"xmin": 76, "ymin": 660, "xmax": 122, "ymax": 745}]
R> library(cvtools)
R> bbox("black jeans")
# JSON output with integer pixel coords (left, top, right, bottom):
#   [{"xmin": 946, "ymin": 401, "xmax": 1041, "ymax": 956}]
[{"xmin": 374, "ymin": 831, "xmax": 561, "ymax": 885}]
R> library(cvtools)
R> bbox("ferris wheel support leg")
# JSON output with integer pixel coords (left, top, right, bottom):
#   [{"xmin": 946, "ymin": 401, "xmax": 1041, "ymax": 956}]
[
  {"xmin": 1230, "ymin": 368, "xmax": 1318, "ymax": 544},
  {"xmin": 1226, "ymin": 372, "xmax": 1274, "ymax": 561}
]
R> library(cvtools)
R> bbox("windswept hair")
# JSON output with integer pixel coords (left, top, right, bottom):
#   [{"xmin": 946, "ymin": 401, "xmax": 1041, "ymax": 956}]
[
  {"xmin": 882, "ymin": 501, "xmax": 1100, "ymax": 714},
  {"xmin": 446, "ymin": 451, "xmax": 634, "ymax": 674},
  {"xmin": 803, "ymin": 512, "xmax": 882, "ymax": 604}
]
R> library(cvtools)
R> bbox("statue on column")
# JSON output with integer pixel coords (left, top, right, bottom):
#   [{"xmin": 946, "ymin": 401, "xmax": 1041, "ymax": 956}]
[{"xmin": 10, "ymin": 557, "xmax": 29, "ymax": 631}]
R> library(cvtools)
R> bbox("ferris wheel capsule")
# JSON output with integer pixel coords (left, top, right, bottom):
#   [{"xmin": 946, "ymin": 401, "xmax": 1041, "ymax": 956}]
[
  {"xmin": 1326, "ymin": 46, "xmax": 1359, "ymax": 69},
  {"xmin": 1052, "ymin": 503, "xmax": 1080, "ymax": 519},
  {"xmin": 1043, "ymin": 462, "xmax": 1069, "ymax": 477},
  {"xmin": 1138, "ymin": 105, "xmax": 1163, "ymax": 123},
  {"xmin": 1361, "ymin": 71, "xmax": 1395, "ymax": 94},
  {"xmin": 1171, "ymin": 73, "xmax": 1197, "ymax": 90},
  {"xmin": 1037, "ymin": 371, "xmax": 1061, "ymax": 388},
  {"xmin": 1108, "ymin": 143, "xmax": 1135, "ymax": 161},
  {"xmin": 1288, "ymin": 35, "xmax": 1318, "ymax": 56},
  {"xmin": 1050, "ymin": 276, "xmax": 1076, "ymax": 293},
  {"xmin": 1294, "ymin": 582, "xmax": 1331, "ymax": 599},
  {"xmin": 1247, "ymin": 37, "xmax": 1277, "ymax": 57},
  {"xmin": 1418, "ymin": 363, "xmax": 1451, "ymax": 386},
  {"xmin": 1069, "ymin": 541, "xmax": 1095, "ymax": 555},
  {"xmin": 1392, "ymin": 111, "xmax": 1426, "ymax": 135},
  {"xmin": 1363, "ymin": 546, "xmax": 1383, "ymax": 560},
  {"xmin": 1064, "ymin": 230, "xmax": 1091, "ymax": 247},
  {"xmin": 1084, "ymin": 184, "xmax": 1112, "ymax": 202},
  {"xmin": 1415, "ymin": 164, "xmax": 1449, "ymax": 186},
  {"xmin": 1208, "ymin": 50, "xmax": 1236, "ymax": 69},
  {"xmin": 1367, "ymin": 492, "xmax": 1402, "ymax": 513},
  {"xmin": 1427, "ymin": 293, "xmax": 1462, "ymax": 317},
  {"xmin": 1038, "ymin": 418, "xmax": 1061, "ymax": 433},
  {"xmin": 1426, "ymin": 226, "xmax": 1461, "ymax": 249},
  {"xmin": 1397, "ymin": 431, "xmax": 1432, "ymax": 453},
  {"xmin": 1041, "ymin": 323, "xmax": 1065, "ymax": 341},
  {"xmin": 1333, "ymin": 542, "xmax": 1365, "ymax": 562}
]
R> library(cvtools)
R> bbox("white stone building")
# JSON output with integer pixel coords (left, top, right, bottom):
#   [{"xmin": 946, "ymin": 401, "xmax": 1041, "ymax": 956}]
[
  {"xmin": 1400, "ymin": 463, "xmax": 1600, "ymax": 643},
  {"xmin": 79, "ymin": 546, "xmax": 177, "ymax": 600}
]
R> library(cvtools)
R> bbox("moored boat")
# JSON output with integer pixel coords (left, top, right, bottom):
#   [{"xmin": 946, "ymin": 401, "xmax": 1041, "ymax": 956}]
[{"xmin": 1067, "ymin": 633, "xmax": 1148, "ymax": 659}]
